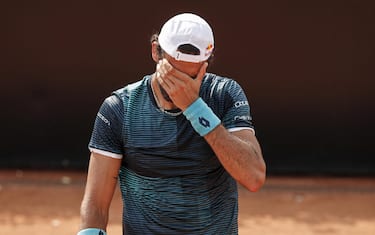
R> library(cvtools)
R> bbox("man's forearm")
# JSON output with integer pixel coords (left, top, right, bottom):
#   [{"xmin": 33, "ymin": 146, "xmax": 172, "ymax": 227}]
[
  {"xmin": 204, "ymin": 125, "xmax": 266, "ymax": 192},
  {"xmin": 80, "ymin": 202, "xmax": 109, "ymax": 231}
]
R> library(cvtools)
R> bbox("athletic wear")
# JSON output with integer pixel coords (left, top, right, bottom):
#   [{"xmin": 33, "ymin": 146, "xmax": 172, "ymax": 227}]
[{"xmin": 89, "ymin": 73, "xmax": 254, "ymax": 234}]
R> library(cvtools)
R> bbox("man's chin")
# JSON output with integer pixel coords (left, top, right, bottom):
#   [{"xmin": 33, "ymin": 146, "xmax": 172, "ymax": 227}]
[{"xmin": 159, "ymin": 84, "xmax": 172, "ymax": 102}]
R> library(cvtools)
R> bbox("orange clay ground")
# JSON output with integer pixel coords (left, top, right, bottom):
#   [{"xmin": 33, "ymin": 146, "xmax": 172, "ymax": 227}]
[{"xmin": 0, "ymin": 170, "xmax": 374, "ymax": 235}]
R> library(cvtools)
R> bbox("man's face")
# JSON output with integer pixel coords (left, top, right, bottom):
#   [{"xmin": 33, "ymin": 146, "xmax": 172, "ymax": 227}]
[
  {"xmin": 164, "ymin": 54, "xmax": 205, "ymax": 78},
  {"xmin": 158, "ymin": 54, "xmax": 205, "ymax": 102}
]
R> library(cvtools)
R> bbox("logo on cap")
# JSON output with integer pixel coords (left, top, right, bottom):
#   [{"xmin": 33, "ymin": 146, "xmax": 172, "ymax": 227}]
[{"xmin": 205, "ymin": 44, "xmax": 213, "ymax": 56}]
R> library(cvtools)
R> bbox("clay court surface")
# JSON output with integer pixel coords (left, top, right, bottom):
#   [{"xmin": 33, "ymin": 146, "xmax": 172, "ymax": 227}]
[{"xmin": 0, "ymin": 170, "xmax": 374, "ymax": 235}]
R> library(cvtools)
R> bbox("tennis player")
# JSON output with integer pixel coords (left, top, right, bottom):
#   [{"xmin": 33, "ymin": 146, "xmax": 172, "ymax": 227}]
[{"xmin": 78, "ymin": 12, "xmax": 266, "ymax": 235}]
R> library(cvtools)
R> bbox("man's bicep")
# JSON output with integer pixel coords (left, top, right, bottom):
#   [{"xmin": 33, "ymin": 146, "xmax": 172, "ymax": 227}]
[{"xmin": 231, "ymin": 129, "xmax": 262, "ymax": 154}]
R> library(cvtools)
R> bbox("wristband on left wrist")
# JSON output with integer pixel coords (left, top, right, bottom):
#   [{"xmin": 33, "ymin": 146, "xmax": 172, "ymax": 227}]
[{"xmin": 77, "ymin": 228, "xmax": 107, "ymax": 235}]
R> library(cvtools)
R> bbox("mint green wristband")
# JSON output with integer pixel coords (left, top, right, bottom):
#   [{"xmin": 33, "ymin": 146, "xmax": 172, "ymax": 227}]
[
  {"xmin": 77, "ymin": 228, "xmax": 107, "ymax": 235},
  {"xmin": 183, "ymin": 98, "xmax": 221, "ymax": 136}
]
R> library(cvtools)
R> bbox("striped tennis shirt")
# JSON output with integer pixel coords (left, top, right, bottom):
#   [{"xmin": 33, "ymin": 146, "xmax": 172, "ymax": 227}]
[{"xmin": 89, "ymin": 73, "xmax": 254, "ymax": 235}]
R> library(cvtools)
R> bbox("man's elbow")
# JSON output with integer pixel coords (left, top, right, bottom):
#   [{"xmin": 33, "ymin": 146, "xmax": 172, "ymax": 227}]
[
  {"xmin": 244, "ymin": 165, "xmax": 266, "ymax": 192},
  {"xmin": 248, "ymin": 176, "xmax": 266, "ymax": 192}
]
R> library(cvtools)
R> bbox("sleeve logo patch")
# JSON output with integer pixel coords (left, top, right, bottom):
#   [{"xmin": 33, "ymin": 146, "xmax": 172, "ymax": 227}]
[
  {"xmin": 234, "ymin": 115, "xmax": 251, "ymax": 121},
  {"xmin": 98, "ymin": 112, "xmax": 111, "ymax": 126},
  {"xmin": 234, "ymin": 101, "xmax": 249, "ymax": 108}
]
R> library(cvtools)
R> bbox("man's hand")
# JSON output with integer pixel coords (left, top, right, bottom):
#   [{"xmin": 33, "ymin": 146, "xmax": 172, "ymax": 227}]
[{"xmin": 156, "ymin": 58, "xmax": 208, "ymax": 111}]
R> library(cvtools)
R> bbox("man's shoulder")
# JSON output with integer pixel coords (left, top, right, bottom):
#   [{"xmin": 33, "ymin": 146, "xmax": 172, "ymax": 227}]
[
  {"xmin": 202, "ymin": 73, "xmax": 239, "ymax": 94},
  {"xmin": 112, "ymin": 76, "xmax": 150, "ymax": 98},
  {"xmin": 204, "ymin": 73, "xmax": 238, "ymax": 87}
]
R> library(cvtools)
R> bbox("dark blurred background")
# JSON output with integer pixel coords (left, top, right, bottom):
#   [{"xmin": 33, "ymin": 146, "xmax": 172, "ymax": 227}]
[{"xmin": 2, "ymin": 0, "xmax": 374, "ymax": 175}]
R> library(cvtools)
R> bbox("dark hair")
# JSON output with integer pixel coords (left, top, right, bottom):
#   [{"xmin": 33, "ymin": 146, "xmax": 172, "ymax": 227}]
[{"xmin": 150, "ymin": 33, "xmax": 214, "ymax": 63}]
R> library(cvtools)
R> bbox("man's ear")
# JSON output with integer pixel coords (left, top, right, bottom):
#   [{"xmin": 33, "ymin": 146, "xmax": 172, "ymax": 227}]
[{"xmin": 151, "ymin": 41, "xmax": 160, "ymax": 62}]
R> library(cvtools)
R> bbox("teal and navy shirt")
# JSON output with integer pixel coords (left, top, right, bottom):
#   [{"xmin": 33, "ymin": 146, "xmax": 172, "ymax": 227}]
[{"xmin": 89, "ymin": 73, "xmax": 254, "ymax": 235}]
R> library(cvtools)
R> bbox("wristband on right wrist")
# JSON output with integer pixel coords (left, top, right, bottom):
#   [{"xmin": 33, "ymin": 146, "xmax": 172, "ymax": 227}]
[
  {"xmin": 183, "ymin": 97, "xmax": 221, "ymax": 136},
  {"xmin": 77, "ymin": 228, "xmax": 107, "ymax": 235}
]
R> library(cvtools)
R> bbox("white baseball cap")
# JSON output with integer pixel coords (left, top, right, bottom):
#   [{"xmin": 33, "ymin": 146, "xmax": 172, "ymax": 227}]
[{"xmin": 158, "ymin": 13, "xmax": 214, "ymax": 63}]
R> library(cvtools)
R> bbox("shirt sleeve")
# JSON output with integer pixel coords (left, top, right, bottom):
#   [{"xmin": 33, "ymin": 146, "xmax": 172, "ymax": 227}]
[
  {"xmin": 221, "ymin": 79, "xmax": 255, "ymax": 132},
  {"xmin": 88, "ymin": 95, "xmax": 124, "ymax": 158}
]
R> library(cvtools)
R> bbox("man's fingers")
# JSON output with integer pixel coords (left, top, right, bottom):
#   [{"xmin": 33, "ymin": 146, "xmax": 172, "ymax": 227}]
[
  {"xmin": 196, "ymin": 62, "xmax": 208, "ymax": 83},
  {"xmin": 156, "ymin": 59, "xmax": 207, "ymax": 103}
]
